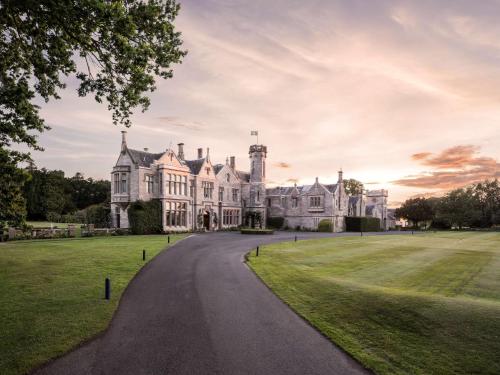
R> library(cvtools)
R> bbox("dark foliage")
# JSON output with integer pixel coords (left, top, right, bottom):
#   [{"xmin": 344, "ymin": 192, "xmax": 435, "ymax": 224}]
[
  {"xmin": 128, "ymin": 200, "xmax": 162, "ymax": 235},
  {"xmin": 318, "ymin": 219, "xmax": 333, "ymax": 232},
  {"xmin": 346, "ymin": 216, "xmax": 381, "ymax": 232},
  {"xmin": 267, "ymin": 216, "xmax": 284, "ymax": 229}
]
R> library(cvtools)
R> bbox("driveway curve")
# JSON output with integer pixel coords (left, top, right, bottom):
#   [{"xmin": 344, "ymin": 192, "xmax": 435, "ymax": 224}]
[{"xmin": 36, "ymin": 231, "xmax": 406, "ymax": 375}]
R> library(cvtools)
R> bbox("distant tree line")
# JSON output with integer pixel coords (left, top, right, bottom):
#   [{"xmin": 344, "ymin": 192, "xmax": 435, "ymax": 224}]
[
  {"xmin": 22, "ymin": 168, "xmax": 110, "ymax": 224},
  {"xmin": 395, "ymin": 179, "xmax": 500, "ymax": 229}
]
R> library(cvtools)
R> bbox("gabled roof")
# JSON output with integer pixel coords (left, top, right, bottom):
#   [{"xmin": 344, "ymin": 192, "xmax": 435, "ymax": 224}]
[
  {"xmin": 324, "ymin": 184, "xmax": 338, "ymax": 193},
  {"xmin": 349, "ymin": 196, "xmax": 360, "ymax": 206},
  {"xmin": 366, "ymin": 204, "xmax": 376, "ymax": 215},
  {"xmin": 235, "ymin": 170, "xmax": 250, "ymax": 182},
  {"xmin": 266, "ymin": 186, "xmax": 295, "ymax": 195},
  {"xmin": 213, "ymin": 164, "xmax": 225, "ymax": 175},
  {"xmin": 183, "ymin": 158, "xmax": 205, "ymax": 175},
  {"xmin": 128, "ymin": 149, "xmax": 164, "ymax": 167}
]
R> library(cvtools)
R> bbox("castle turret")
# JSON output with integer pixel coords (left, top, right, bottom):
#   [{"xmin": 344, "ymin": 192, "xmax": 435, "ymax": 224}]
[
  {"xmin": 246, "ymin": 144, "xmax": 268, "ymax": 228},
  {"xmin": 249, "ymin": 144, "xmax": 267, "ymax": 183}
]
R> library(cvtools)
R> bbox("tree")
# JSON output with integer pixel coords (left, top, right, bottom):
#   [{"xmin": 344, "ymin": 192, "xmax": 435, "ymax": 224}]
[
  {"xmin": 343, "ymin": 179, "xmax": 364, "ymax": 195},
  {"xmin": 472, "ymin": 180, "xmax": 500, "ymax": 227},
  {"xmin": 0, "ymin": 149, "xmax": 28, "ymax": 227},
  {"xmin": 395, "ymin": 197, "xmax": 435, "ymax": 228},
  {"xmin": 1, "ymin": 0, "xmax": 186, "ymax": 224},
  {"xmin": 436, "ymin": 187, "xmax": 481, "ymax": 229}
]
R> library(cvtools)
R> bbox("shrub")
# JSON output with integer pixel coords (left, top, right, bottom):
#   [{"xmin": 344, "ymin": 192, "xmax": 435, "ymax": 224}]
[
  {"xmin": 346, "ymin": 216, "xmax": 381, "ymax": 232},
  {"xmin": 267, "ymin": 216, "xmax": 284, "ymax": 229},
  {"xmin": 240, "ymin": 228, "xmax": 274, "ymax": 235},
  {"xmin": 128, "ymin": 200, "xmax": 162, "ymax": 235},
  {"xmin": 84, "ymin": 204, "xmax": 111, "ymax": 228},
  {"xmin": 318, "ymin": 219, "xmax": 333, "ymax": 232}
]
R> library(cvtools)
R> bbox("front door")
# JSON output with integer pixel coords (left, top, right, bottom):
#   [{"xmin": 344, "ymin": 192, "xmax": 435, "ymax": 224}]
[{"xmin": 203, "ymin": 211, "xmax": 210, "ymax": 230}]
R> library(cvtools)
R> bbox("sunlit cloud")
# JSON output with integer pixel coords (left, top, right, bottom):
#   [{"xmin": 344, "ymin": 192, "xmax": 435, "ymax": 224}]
[{"xmin": 393, "ymin": 145, "xmax": 500, "ymax": 189}]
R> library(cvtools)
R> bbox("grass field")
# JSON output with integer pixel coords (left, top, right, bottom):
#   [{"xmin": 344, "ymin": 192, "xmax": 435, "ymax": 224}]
[
  {"xmin": 248, "ymin": 232, "xmax": 500, "ymax": 375},
  {"xmin": 0, "ymin": 234, "xmax": 185, "ymax": 375}
]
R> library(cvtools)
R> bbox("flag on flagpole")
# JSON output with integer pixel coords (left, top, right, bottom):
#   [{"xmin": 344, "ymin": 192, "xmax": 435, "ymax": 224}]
[{"xmin": 250, "ymin": 131, "xmax": 258, "ymax": 136}]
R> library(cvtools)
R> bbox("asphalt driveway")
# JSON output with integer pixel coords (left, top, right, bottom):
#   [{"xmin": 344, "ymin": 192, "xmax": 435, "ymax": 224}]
[{"xmin": 35, "ymin": 231, "xmax": 408, "ymax": 375}]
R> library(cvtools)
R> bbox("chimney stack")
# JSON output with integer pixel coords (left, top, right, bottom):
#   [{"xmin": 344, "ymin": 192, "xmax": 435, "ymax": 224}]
[
  {"xmin": 121, "ymin": 131, "xmax": 127, "ymax": 153},
  {"xmin": 338, "ymin": 168, "xmax": 343, "ymax": 183},
  {"xmin": 144, "ymin": 147, "xmax": 149, "ymax": 152},
  {"xmin": 177, "ymin": 143, "xmax": 185, "ymax": 160},
  {"xmin": 197, "ymin": 148, "xmax": 203, "ymax": 159},
  {"xmin": 206, "ymin": 147, "xmax": 210, "ymax": 161},
  {"xmin": 230, "ymin": 156, "xmax": 235, "ymax": 170}
]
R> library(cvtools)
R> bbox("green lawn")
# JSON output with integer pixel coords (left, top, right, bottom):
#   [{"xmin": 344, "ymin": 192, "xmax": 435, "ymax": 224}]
[
  {"xmin": 248, "ymin": 232, "xmax": 500, "ymax": 375},
  {"xmin": 0, "ymin": 234, "xmax": 186, "ymax": 375}
]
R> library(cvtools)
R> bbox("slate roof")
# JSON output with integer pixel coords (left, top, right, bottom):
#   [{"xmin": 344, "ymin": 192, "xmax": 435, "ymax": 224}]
[
  {"xmin": 366, "ymin": 204, "xmax": 376, "ymax": 215},
  {"xmin": 213, "ymin": 164, "xmax": 225, "ymax": 175},
  {"xmin": 324, "ymin": 184, "xmax": 338, "ymax": 193},
  {"xmin": 235, "ymin": 170, "xmax": 250, "ymax": 182},
  {"xmin": 349, "ymin": 196, "xmax": 360, "ymax": 206},
  {"xmin": 183, "ymin": 158, "xmax": 205, "ymax": 175},
  {"xmin": 128, "ymin": 149, "xmax": 164, "ymax": 167}
]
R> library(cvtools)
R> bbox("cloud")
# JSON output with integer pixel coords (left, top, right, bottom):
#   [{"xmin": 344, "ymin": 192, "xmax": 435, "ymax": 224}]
[
  {"xmin": 157, "ymin": 116, "xmax": 206, "ymax": 131},
  {"xmin": 393, "ymin": 145, "xmax": 500, "ymax": 189},
  {"xmin": 275, "ymin": 162, "xmax": 291, "ymax": 168}
]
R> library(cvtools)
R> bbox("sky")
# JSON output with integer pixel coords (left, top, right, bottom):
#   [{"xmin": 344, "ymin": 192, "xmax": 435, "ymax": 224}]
[{"xmin": 32, "ymin": 0, "xmax": 500, "ymax": 206}]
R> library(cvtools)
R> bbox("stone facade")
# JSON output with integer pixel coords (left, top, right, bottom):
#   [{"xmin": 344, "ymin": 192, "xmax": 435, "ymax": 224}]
[
  {"xmin": 110, "ymin": 132, "xmax": 266, "ymax": 232},
  {"xmin": 111, "ymin": 132, "xmax": 389, "ymax": 232}
]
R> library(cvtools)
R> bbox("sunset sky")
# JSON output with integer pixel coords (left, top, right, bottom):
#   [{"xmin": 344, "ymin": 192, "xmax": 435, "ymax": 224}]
[{"xmin": 32, "ymin": 0, "xmax": 500, "ymax": 206}]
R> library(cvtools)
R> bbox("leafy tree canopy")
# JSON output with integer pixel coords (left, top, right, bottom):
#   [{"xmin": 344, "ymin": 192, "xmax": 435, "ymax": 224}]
[
  {"xmin": 0, "ymin": 0, "xmax": 186, "ymax": 225},
  {"xmin": 343, "ymin": 178, "xmax": 364, "ymax": 195}
]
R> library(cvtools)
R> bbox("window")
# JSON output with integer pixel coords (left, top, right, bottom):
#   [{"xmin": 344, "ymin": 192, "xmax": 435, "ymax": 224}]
[
  {"xmin": 165, "ymin": 201, "xmax": 187, "ymax": 227},
  {"xmin": 219, "ymin": 187, "xmax": 224, "ymax": 201},
  {"xmin": 159, "ymin": 172, "xmax": 163, "ymax": 194},
  {"xmin": 257, "ymin": 190, "xmax": 260, "ymax": 202},
  {"xmin": 168, "ymin": 174, "xmax": 172, "ymax": 194},
  {"xmin": 292, "ymin": 197, "xmax": 298, "ymax": 208},
  {"xmin": 206, "ymin": 167, "xmax": 210, "ymax": 175},
  {"xmin": 263, "ymin": 160, "xmax": 265, "ymax": 177},
  {"xmin": 281, "ymin": 197, "xmax": 286, "ymax": 207},
  {"xmin": 232, "ymin": 188, "xmax": 239, "ymax": 202},
  {"xmin": 173, "ymin": 175, "xmax": 177, "ymax": 194},
  {"xmin": 310, "ymin": 196, "xmax": 321, "ymax": 207},
  {"xmin": 114, "ymin": 173, "xmax": 120, "ymax": 193},
  {"xmin": 120, "ymin": 173, "xmax": 127, "ymax": 193},
  {"xmin": 223, "ymin": 209, "xmax": 240, "ymax": 226},
  {"xmin": 183, "ymin": 176, "xmax": 188, "ymax": 195},
  {"xmin": 146, "ymin": 175, "xmax": 154, "ymax": 194},
  {"xmin": 226, "ymin": 173, "xmax": 230, "ymax": 182},
  {"xmin": 202, "ymin": 181, "xmax": 214, "ymax": 199},
  {"xmin": 313, "ymin": 217, "xmax": 321, "ymax": 227}
]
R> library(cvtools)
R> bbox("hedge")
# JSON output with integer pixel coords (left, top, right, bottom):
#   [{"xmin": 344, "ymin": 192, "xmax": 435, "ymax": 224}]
[
  {"xmin": 267, "ymin": 216, "xmax": 284, "ymax": 229},
  {"xmin": 318, "ymin": 219, "xmax": 333, "ymax": 232},
  {"xmin": 128, "ymin": 200, "xmax": 162, "ymax": 235},
  {"xmin": 345, "ymin": 216, "xmax": 381, "ymax": 232},
  {"xmin": 240, "ymin": 228, "xmax": 274, "ymax": 235}
]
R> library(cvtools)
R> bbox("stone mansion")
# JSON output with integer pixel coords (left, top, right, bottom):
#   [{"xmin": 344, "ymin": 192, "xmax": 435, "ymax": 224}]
[{"xmin": 111, "ymin": 132, "xmax": 389, "ymax": 232}]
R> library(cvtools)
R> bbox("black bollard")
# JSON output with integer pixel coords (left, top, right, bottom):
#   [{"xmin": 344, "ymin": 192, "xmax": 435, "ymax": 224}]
[
  {"xmin": 143, "ymin": 249, "xmax": 146, "ymax": 261},
  {"xmin": 256, "ymin": 246, "xmax": 259, "ymax": 257},
  {"xmin": 168, "ymin": 235, "xmax": 170, "ymax": 244},
  {"xmin": 412, "ymin": 230, "xmax": 414, "ymax": 235},
  {"xmin": 105, "ymin": 278, "xmax": 111, "ymax": 300},
  {"xmin": 360, "ymin": 230, "xmax": 363, "ymax": 237},
  {"xmin": 295, "ymin": 235, "xmax": 297, "ymax": 242}
]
